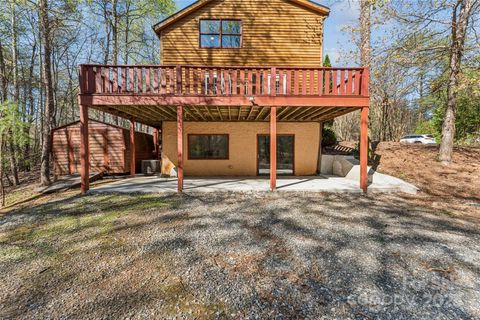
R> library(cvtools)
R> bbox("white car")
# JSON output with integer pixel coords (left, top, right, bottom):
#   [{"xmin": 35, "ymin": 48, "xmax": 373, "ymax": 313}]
[{"xmin": 400, "ymin": 134, "xmax": 437, "ymax": 145}]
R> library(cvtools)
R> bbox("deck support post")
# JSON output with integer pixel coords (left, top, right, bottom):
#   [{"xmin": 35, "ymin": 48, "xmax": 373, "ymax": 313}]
[
  {"xmin": 270, "ymin": 107, "xmax": 277, "ymax": 191},
  {"xmin": 177, "ymin": 106, "xmax": 184, "ymax": 193},
  {"xmin": 80, "ymin": 104, "xmax": 89, "ymax": 194},
  {"xmin": 130, "ymin": 118, "xmax": 136, "ymax": 177},
  {"xmin": 360, "ymin": 107, "xmax": 369, "ymax": 193}
]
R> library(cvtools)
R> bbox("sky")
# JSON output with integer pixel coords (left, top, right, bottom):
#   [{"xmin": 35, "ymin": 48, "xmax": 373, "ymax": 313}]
[{"xmin": 173, "ymin": 0, "xmax": 360, "ymax": 65}]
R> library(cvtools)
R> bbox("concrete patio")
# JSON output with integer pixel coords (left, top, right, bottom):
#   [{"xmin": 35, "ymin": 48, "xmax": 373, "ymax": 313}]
[{"xmin": 90, "ymin": 173, "xmax": 418, "ymax": 194}]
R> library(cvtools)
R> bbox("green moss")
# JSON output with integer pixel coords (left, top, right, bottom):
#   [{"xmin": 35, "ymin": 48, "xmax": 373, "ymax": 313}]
[
  {"xmin": 4, "ymin": 187, "xmax": 37, "ymax": 206},
  {"xmin": 0, "ymin": 245, "xmax": 36, "ymax": 261}
]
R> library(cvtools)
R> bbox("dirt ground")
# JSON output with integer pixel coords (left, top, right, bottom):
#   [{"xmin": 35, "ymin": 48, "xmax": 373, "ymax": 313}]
[
  {"xmin": 335, "ymin": 142, "xmax": 480, "ymax": 218},
  {"xmin": 372, "ymin": 142, "xmax": 479, "ymax": 218}
]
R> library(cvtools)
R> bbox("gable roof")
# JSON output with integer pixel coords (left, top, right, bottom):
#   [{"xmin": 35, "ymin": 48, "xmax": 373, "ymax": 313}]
[
  {"xmin": 153, "ymin": 0, "xmax": 330, "ymax": 36},
  {"xmin": 52, "ymin": 119, "xmax": 131, "ymax": 133}
]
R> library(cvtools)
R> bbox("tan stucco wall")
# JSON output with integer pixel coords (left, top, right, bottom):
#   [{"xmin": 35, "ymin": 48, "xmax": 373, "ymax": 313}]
[{"xmin": 162, "ymin": 122, "xmax": 320, "ymax": 176}]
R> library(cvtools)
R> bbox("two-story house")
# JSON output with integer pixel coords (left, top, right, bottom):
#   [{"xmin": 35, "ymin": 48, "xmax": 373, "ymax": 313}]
[{"xmin": 78, "ymin": 0, "xmax": 370, "ymax": 193}]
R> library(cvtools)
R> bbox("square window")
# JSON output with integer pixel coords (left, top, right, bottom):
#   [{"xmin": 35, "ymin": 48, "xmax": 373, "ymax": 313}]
[
  {"xmin": 200, "ymin": 35, "xmax": 220, "ymax": 48},
  {"xmin": 200, "ymin": 19, "xmax": 242, "ymax": 48},
  {"xmin": 200, "ymin": 20, "xmax": 220, "ymax": 33},
  {"xmin": 222, "ymin": 20, "xmax": 241, "ymax": 34},
  {"xmin": 222, "ymin": 35, "xmax": 241, "ymax": 48}
]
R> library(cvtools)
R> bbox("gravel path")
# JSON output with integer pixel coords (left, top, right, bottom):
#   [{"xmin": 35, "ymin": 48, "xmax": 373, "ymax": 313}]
[{"xmin": 1, "ymin": 192, "xmax": 479, "ymax": 319}]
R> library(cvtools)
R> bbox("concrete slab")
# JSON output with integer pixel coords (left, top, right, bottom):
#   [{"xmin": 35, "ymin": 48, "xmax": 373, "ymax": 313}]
[{"xmin": 90, "ymin": 173, "xmax": 418, "ymax": 194}]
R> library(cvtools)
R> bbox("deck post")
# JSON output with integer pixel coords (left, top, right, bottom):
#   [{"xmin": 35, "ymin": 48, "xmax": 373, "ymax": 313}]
[
  {"xmin": 360, "ymin": 107, "xmax": 369, "ymax": 192},
  {"xmin": 80, "ymin": 104, "xmax": 89, "ymax": 194},
  {"xmin": 130, "ymin": 118, "xmax": 136, "ymax": 177},
  {"xmin": 177, "ymin": 106, "xmax": 184, "ymax": 193},
  {"xmin": 270, "ymin": 107, "xmax": 277, "ymax": 191}
]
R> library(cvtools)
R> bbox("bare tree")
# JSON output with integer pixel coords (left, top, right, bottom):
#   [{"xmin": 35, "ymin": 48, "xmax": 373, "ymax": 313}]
[
  {"xmin": 9, "ymin": 0, "xmax": 20, "ymax": 185},
  {"xmin": 39, "ymin": 0, "xmax": 55, "ymax": 186},
  {"xmin": 439, "ymin": 0, "xmax": 479, "ymax": 164},
  {"xmin": 360, "ymin": 0, "xmax": 372, "ymax": 67}
]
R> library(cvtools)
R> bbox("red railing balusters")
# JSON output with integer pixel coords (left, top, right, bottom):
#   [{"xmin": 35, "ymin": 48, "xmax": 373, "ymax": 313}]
[
  {"xmin": 293, "ymin": 70, "xmax": 299, "ymax": 95},
  {"xmin": 270, "ymin": 67, "xmax": 276, "ymax": 96},
  {"xmin": 317, "ymin": 69, "xmax": 323, "ymax": 96},
  {"xmin": 79, "ymin": 65, "xmax": 368, "ymax": 98}
]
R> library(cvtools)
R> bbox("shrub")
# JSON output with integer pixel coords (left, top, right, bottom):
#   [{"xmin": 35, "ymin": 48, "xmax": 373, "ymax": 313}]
[{"xmin": 322, "ymin": 127, "xmax": 337, "ymax": 147}]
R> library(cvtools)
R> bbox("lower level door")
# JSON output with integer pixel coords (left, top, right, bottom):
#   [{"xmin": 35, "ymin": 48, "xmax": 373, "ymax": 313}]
[{"xmin": 257, "ymin": 135, "xmax": 294, "ymax": 176}]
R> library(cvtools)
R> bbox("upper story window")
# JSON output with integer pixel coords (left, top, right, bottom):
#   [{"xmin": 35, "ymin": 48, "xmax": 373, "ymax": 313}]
[{"xmin": 200, "ymin": 19, "xmax": 242, "ymax": 48}]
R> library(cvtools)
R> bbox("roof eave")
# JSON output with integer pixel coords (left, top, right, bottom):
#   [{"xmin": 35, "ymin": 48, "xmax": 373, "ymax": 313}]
[{"xmin": 153, "ymin": 0, "xmax": 330, "ymax": 36}]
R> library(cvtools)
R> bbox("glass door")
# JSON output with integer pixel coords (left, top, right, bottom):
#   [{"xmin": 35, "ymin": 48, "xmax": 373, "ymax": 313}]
[{"xmin": 257, "ymin": 135, "xmax": 294, "ymax": 175}]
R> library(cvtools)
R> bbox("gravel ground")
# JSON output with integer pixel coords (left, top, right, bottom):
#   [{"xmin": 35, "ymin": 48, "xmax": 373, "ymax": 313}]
[{"xmin": 0, "ymin": 192, "xmax": 479, "ymax": 319}]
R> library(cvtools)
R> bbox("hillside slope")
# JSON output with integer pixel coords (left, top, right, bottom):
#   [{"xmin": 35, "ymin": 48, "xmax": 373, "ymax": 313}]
[{"xmin": 373, "ymin": 142, "xmax": 480, "ymax": 215}]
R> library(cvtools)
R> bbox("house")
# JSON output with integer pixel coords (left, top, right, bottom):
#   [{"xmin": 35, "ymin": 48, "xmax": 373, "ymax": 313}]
[
  {"xmin": 78, "ymin": 0, "xmax": 370, "ymax": 193},
  {"xmin": 52, "ymin": 120, "xmax": 158, "ymax": 176}
]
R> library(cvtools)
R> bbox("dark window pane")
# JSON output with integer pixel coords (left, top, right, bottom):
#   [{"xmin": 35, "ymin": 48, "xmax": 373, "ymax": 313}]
[
  {"xmin": 200, "ymin": 20, "xmax": 220, "ymax": 33},
  {"xmin": 222, "ymin": 35, "xmax": 241, "ymax": 48},
  {"xmin": 189, "ymin": 135, "xmax": 228, "ymax": 159},
  {"xmin": 200, "ymin": 35, "xmax": 220, "ymax": 48},
  {"xmin": 222, "ymin": 20, "xmax": 241, "ymax": 34}
]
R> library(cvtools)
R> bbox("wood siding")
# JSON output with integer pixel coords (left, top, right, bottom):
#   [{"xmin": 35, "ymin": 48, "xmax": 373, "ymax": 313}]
[
  {"xmin": 160, "ymin": 0, "xmax": 326, "ymax": 66},
  {"xmin": 52, "ymin": 121, "xmax": 155, "ymax": 176}
]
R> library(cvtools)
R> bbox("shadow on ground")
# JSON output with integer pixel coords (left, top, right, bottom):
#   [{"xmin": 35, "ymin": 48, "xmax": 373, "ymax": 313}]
[{"xmin": 1, "ymin": 192, "xmax": 479, "ymax": 319}]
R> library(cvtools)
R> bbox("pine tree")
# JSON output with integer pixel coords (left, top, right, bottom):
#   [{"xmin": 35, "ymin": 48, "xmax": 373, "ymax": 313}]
[{"xmin": 323, "ymin": 54, "xmax": 332, "ymax": 67}]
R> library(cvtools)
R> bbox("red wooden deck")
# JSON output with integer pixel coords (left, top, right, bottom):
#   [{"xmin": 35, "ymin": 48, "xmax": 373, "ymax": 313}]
[{"xmin": 78, "ymin": 64, "xmax": 370, "ymax": 194}]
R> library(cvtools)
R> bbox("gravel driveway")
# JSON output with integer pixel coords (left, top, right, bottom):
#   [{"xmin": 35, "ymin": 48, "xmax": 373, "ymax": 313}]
[{"xmin": 1, "ymin": 192, "xmax": 479, "ymax": 319}]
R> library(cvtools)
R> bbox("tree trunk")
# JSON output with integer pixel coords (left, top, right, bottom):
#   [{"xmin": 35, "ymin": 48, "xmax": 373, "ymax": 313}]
[
  {"xmin": 39, "ymin": 0, "xmax": 55, "ymax": 186},
  {"xmin": 112, "ymin": 0, "xmax": 119, "ymax": 125},
  {"xmin": 8, "ymin": 135, "xmax": 19, "ymax": 186},
  {"xmin": 24, "ymin": 41, "xmax": 37, "ymax": 172},
  {"xmin": 9, "ymin": 0, "xmax": 20, "ymax": 185},
  {"xmin": 0, "ymin": 38, "xmax": 6, "ymax": 103},
  {"xmin": 112, "ymin": 0, "xmax": 118, "ymax": 65},
  {"xmin": 360, "ymin": 0, "xmax": 372, "ymax": 67},
  {"xmin": 0, "ymin": 134, "xmax": 5, "ymax": 207},
  {"xmin": 439, "ymin": 0, "xmax": 476, "ymax": 164}
]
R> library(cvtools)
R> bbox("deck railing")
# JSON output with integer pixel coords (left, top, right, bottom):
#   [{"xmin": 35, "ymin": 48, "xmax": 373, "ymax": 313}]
[{"xmin": 79, "ymin": 65, "xmax": 369, "ymax": 97}]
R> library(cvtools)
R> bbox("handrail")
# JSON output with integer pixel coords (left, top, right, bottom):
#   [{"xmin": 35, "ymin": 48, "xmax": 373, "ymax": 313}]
[
  {"xmin": 79, "ymin": 63, "xmax": 366, "ymax": 70},
  {"xmin": 79, "ymin": 64, "xmax": 369, "ymax": 97}
]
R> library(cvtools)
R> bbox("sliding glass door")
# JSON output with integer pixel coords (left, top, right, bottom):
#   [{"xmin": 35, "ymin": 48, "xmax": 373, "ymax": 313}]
[{"xmin": 257, "ymin": 135, "xmax": 294, "ymax": 176}]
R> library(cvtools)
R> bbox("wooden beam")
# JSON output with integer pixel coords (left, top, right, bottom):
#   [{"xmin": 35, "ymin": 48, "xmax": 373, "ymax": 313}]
[
  {"xmin": 79, "ymin": 94, "xmax": 370, "ymax": 108},
  {"xmin": 247, "ymin": 106, "xmax": 255, "ymax": 120},
  {"xmin": 316, "ymin": 108, "xmax": 358, "ymax": 122},
  {"xmin": 80, "ymin": 104, "xmax": 89, "ymax": 194},
  {"xmin": 204, "ymin": 106, "xmax": 215, "ymax": 120},
  {"xmin": 130, "ymin": 118, "xmax": 136, "ymax": 177},
  {"xmin": 313, "ymin": 108, "xmax": 348, "ymax": 121},
  {"xmin": 270, "ymin": 107, "xmax": 277, "ymax": 191},
  {"xmin": 177, "ymin": 106, "xmax": 184, "ymax": 192},
  {"xmin": 360, "ymin": 107, "xmax": 369, "ymax": 193},
  {"xmin": 280, "ymin": 106, "xmax": 303, "ymax": 121},
  {"xmin": 192, "ymin": 106, "xmax": 207, "ymax": 120},
  {"xmin": 277, "ymin": 106, "xmax": 291, "ymax": 118},
  {"xmin": 289, "ymin": 107, "xmax": 315, "ymax": 121},
  {"xmin": 300, "ymin": 107, "xmax": 334, "ymax": 121},
  {"xmin": 255, "ymin": 106, "xmax": 265, "ymax": 120}
]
